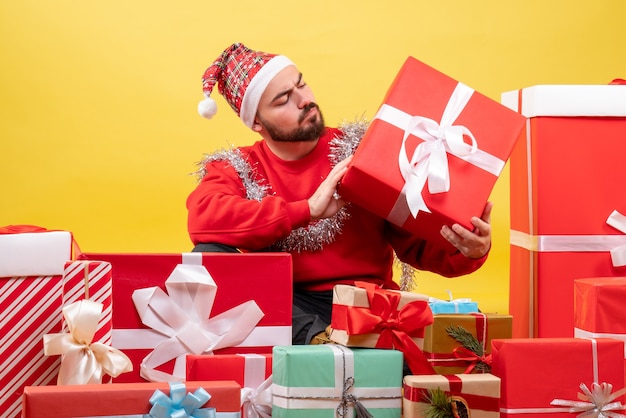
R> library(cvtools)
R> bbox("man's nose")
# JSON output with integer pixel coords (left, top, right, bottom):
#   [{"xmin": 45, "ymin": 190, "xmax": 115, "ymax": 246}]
[{"xmin": 294, "ymin": 89, "xmax": 313, "ymax": 108}]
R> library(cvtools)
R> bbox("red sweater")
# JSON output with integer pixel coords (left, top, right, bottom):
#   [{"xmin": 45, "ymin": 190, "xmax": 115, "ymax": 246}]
[{"xmin": 187, "ymin": 128, "xmax": 487, "ymax": 291}]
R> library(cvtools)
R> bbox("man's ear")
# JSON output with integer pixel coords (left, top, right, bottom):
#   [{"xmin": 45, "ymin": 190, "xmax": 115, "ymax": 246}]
[{"xmin": 251, "ymin": 117, "xmax": 263, "ymax": 132}]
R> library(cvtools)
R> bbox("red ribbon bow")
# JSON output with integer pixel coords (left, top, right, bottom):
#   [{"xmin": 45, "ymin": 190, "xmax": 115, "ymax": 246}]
[
  {"xmin": 333, "ymin": 281, "xmax": 436, "ymax": 375},
  {"xmin": 452, "ymin": 346, "xmax": 493, "ymax": 374}
]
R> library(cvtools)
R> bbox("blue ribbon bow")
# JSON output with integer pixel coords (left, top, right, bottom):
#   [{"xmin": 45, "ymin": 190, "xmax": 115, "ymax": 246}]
[{"xmin": 149, "ymin": 382, "xmax": 216, "ymax": 418}]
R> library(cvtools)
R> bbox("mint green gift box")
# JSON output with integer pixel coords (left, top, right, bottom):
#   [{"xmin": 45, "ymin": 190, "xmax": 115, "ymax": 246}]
[{"xmin": 272, "ymin": 345, "xmax": 403, "ymax": 418}]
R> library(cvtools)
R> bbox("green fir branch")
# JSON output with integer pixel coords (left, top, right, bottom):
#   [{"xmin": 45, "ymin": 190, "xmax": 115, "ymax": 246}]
[
  {"xmin": 423, "ymin": 388, "xmax": 454, "ymax": 418},
  {"xmin": 446, "ymin": 324, "xmax": 491, "ymax": 373}
]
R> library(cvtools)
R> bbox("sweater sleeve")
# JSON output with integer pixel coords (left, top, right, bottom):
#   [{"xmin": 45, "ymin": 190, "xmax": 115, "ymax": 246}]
[
  {"xmin": 386, "ymin": 223, "xmax": 488, "ymax": 277},
  {"xmin": 186, "ymin": 159, "xmax": 311, "ymax": 250}
]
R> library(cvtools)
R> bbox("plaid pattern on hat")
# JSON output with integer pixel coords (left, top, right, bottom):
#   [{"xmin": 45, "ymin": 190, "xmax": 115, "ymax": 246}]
[
  {"xmin": 201, "ymin": 43, "xmax": 276, "ymax": 117},
  {"xmin": 199, "ymin": 43, "xmax": 294, "ymax": 128}
]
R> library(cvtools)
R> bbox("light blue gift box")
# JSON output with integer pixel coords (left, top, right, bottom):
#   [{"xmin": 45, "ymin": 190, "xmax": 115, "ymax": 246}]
[
  {"xmin": 272, "ymin": 345, "xmax": 403, "ymax": 418},
  {"xmin": 428, "ymin": 297, "xmax": 479, "ymax": 314}
]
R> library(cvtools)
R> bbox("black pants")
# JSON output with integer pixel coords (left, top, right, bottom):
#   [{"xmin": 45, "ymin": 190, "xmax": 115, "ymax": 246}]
[{"xmin": 192, "ymin": 243, "xmax": 330, "ymax": 345}]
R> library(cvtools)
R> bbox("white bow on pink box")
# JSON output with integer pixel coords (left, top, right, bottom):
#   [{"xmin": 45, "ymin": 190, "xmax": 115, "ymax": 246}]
[{"xmin": 132, "ymin": 262, "xmax": 265, "ymax": 382}]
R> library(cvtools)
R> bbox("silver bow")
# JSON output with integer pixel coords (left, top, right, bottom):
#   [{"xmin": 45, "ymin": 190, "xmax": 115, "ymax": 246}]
[{"xmin": 551, "ymin": 382, "xmax": 626, "ymax": 418}]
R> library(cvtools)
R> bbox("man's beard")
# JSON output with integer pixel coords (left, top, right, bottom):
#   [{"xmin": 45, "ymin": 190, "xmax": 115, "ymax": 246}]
[{"xmin": 259, "ymin": 103, "xmax": 326, "ymax": 143}]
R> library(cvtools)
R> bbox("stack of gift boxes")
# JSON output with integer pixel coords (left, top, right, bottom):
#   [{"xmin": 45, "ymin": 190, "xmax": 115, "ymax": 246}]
[{"xmin": 3, "ymin": 58, "xmax": 626, "ymax": 418}]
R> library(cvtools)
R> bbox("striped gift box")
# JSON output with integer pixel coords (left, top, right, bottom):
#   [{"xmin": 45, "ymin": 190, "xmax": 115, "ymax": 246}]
[
  {"xmin": 0, "ymin": 228, "xmax": 73, "ymax": 418},
  {"xmin": 0, "ymin": 274, "xmax": 63, "ymax": 418},
  {"xmin": 61, "ymin": 260, "xmax": 113, "ymax": 345}
]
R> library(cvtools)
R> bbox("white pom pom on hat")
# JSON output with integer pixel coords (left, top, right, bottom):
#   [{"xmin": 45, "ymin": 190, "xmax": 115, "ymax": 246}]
[{"xmin": 198, "ymin": 95, "xmax": 217, "ymax": 119}]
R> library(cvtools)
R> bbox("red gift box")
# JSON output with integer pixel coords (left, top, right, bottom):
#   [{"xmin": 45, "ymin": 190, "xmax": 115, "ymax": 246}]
[
  {"xmin": 186, "ymin": 353, "xmax": 272, "ymax": 388},
  {"xmin": 78, "ymin": 252, "xmax": 292, "ymax": 383},
  {"xmin": 187, "ymin": 353, "xmax": 272, "ymax": 416},
  {"xmin": 339, "ymin": 56, "xmax": 525, "ymax": 249},
  {"xmin": 502, "ymin": 85, "xmax": 626, "ymax": 338},
  {"xmin": 491, "ymin": 337, "xmax": 625, "ymax": 418},
  {"xmin": 21, "ymin": 380, "xmax": 240, "ymax": 417},
  {"xmin": 0, "ymin": 228, "xmax": 75, "ymax": 418},
  {"xmin": 574, "ymin": 277, "xmax": 626, "ymax": 354}
]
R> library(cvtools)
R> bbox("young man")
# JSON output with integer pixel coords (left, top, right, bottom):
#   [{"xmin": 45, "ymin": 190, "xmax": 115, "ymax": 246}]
[{"xmin": 187, "ymin": 43, "xmax": 492, "ymax": 346}]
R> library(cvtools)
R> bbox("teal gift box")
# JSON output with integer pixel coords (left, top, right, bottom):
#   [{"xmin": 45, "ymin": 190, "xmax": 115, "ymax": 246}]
[
  {"xmin": 428, "ymin": 299, "xmax": 479, "ymax": 314},
  {"xmin": 272, "ymin": 345, "xmax": 403, "ymax": 418}
]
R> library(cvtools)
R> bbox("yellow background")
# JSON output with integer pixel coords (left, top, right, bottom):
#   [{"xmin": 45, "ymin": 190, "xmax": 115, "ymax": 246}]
[{"xmin": 2, "ymin": 1, "xmax": 625, "ymax": 314}]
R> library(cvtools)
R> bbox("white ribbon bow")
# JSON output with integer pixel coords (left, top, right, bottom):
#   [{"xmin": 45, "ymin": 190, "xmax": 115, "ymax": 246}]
[
  {"xmin": 43, "ymin": 299, "xmax": 133, "ymax": 385},
  {"xmin": 132, "ymin": 263, "xmax": 265, "ymax": 382},
  {"xmin": 397, "ymin": 82, "xmax": 477, "ymax": 217},
  {"xmin": 607, "ymin": 210, "xmax": 626, "ymax": 267},
  {"xmin": 551, "ymin": 382, "xmax": 626, "ymax": 418},
  {"xmin": 241, "ymin": 376, "xmax": 273, "ymax": 418}
]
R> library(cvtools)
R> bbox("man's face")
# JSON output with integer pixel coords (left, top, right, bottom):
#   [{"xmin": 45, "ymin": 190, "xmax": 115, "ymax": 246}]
[{"xmin": 254, "ymin": 65, "xmax": 325, "ymax": 142}]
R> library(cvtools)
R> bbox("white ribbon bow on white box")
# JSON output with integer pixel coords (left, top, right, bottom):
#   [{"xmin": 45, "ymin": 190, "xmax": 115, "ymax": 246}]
[{"xmin": 132, "ymin": 262, "xmax": 265, "ymax": 382}]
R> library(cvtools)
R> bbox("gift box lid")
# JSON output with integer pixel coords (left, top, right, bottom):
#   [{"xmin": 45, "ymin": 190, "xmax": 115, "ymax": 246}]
[
  {"xmin": 0, "ymin": 230, "xmax": 73, "ymax": 277},
  {"xmin": 502, "ymin": 84, "xmax": 626, "ymax": 117}
]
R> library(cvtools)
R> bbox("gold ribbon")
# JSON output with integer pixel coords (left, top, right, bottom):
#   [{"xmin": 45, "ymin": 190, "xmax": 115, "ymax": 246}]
[
  {"xmin": 43, "ymin": 299, "xmax": 133, "ymax": 384},
  {"xmin": 551, "ymin": 382, "xmax": 626, "ymax": 418}
]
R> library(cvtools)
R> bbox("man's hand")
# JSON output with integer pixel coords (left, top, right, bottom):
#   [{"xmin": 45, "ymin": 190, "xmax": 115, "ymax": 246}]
[
  {"xmin": 440, "ymin": 201, "xmax": 493, "ymax": 259},
  {"xmin": 308, "ymin": 156, "xmax": 353, "ymax": 220}
]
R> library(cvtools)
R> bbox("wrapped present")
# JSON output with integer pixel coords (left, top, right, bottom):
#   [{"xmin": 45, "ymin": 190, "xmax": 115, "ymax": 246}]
[
  {"xmin": 78, "ymin": 252, "xmax": 292, "ymax": 382},
  {"xmin": 272, "ymin": 345, "xmax": 402, "ymax": 418},
  {"xmin": 186, "ymin": 353, "xmax": 272, "ymax": 418},
  {"xmin": 428, "ymin": 294, "xmax": 479, "ymax": 314},
  {"xmin": 403, "ymin": 373, "xmax": 501, "ymax": 418},
  {"xmin": 574, "ymin": 277, "xmax": 626, "ymax": 360},
  {"xmin": 43, "ymin": 300, "xmax": 133, "ymax": 385},
  {"xmin": 0, "ymin": 225, "xmax": 73, "ymax": 277},
  {"xmin": 491, "ymin": 337, "xmax": 626, "ymax": 418},
  {"xmin": 0, "ymin": 226, "xmax": 75, "ymax": 418},
  {"xmin": 62, "ymin": 260, "xmax": 113, "ymax": 345},
  {"xmin": 21, "ymin": 380, "xmax": 241, "ymax": 417},
  {"xmin": 329, "ymin": 281, "xmax": 435, "ymax": 374},
  {"xmin": 502, "ymin": 85, "xmax": 626, "ymax": 338},
  {"xmin": 339, "ymin": 56, "xmax": 525, "ymax": 249},
  {"xmin": 422, "ymin": 313, "xmax": 512, "ymax": 374}
]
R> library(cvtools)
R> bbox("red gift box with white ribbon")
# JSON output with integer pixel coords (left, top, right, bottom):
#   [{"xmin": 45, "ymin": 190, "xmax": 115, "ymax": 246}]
[
  {"xmin": 78, "ymin": 252, "xmax": 292, "ymax": 383},
  {"xmin": 491, "ymin": 337, "xmax": 625, "ymax": 418},
  {"xmin": 339, "ymin": 56, "xmax": 525, "ymax": 250},
  {"xmin": 502, "ymin": 85, "xmax": 626, "ymax": 338},
  {"xmin": 187, "ymin": 353, "xmax": 273, "ymax": 418}
]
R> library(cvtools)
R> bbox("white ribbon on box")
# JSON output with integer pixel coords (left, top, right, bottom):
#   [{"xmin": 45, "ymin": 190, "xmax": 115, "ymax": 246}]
[
  {"xmin": 240, "ymin": 354, "xmax": 273, "ymax": 418},
  {"xmin": 119, "ymin": 256, "xmax": 265, "ymax": 382},
  {"xmin": 373, "ymin": 82, "xmax": 505, "ymax": 224},
  {"xmin": 511, "ymin": 210, "xmax": 626, "ymax": 267}
]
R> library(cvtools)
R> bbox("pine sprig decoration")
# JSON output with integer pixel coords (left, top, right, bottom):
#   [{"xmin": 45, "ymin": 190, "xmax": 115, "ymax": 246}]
[
  {"xmin": 423, "ymin": 388, "xmax": 455, "ymax": 418},
  {"xmin": 446, "ymin": 325, "xmax": 491, "ymax": 373}
]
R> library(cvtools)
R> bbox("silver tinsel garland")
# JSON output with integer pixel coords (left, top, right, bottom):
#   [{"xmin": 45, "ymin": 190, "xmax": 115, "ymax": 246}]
[{"xmin": 193, "ymin": 119, "xmax": 416, "ymax": 290}]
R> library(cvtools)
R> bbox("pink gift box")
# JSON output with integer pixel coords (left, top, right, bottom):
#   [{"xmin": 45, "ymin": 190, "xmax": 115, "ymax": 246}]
[
  {"xmin": 78, "ymin": 252, "xmax": 292, "ymax": 382},
  {"xmin": 339, "ymin": 56, "xmax": 525, "ymax": 249},
  {"xmin": 503, "ymin": 85, "xmax": 626, "ymax": 338}
]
